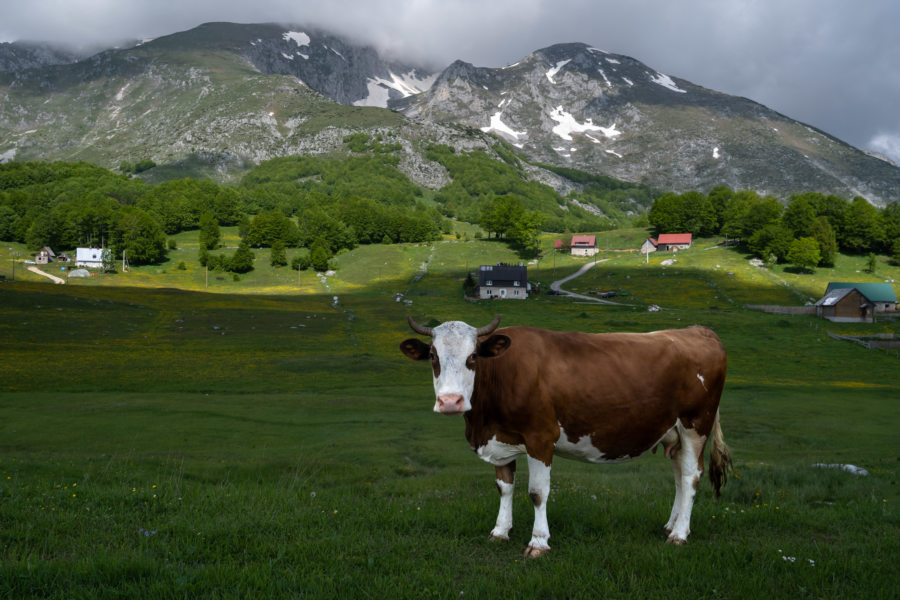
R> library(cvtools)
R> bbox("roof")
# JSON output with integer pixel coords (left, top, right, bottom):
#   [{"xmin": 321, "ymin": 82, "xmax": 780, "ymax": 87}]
[
  {"xmin": 644, "ymin": 237, "xmax": 658, "ymax": 246},
  {"xmin": 478, "ymin": 264, "xmax": 528, "ymax": 286},
  {"xmin": 825, "ymin": 282, "xmax": 897, "ymax": 303},
  {"xmin": 657, "ymin": 233, "xmax": 692, "ymax": 245},
  {"xmin": 815, "ymin": 288, "xmax": 859, "ymax": 307},
  {"xmin": 554, "ymin": 239, "xmax": 563, "ymax": 249},
  {"xmin": 571, "ymin": 235, "xmax": 596, "ymax": 247}
]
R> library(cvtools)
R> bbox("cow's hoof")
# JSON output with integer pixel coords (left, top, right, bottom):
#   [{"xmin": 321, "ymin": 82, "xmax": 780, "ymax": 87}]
[
  {"xmin": 524, "ymin": 545, "xmax": 550, "ymax": 558},
  {"xmin": 666, "ymin": 536, "xmax": 687, "ymax": 546},
  {"xmin": 489, "ymin": 532, "xmax": 509, "ymax": 542}
]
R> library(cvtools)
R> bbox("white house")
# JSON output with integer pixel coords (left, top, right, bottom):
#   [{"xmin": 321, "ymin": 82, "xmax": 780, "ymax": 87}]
[
  {"xmin": 570, "ymin": 235, "xmax": 599, "ymax": 257},
  {"xmin": 76, "ymin": 247, "xmax": 111, "ymax": 269}
]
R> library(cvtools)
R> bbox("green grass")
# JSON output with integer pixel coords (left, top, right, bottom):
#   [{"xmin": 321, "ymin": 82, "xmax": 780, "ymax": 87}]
[{"xmin": 1, "ymin": 235, "xmax": 899, "ymax": 598}]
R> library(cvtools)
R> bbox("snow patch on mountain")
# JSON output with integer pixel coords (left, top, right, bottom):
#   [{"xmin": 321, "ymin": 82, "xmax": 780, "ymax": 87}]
[
  {"xmin": 283, "ymin": 31, "xmax": 311, "ymax": 47},
  {"xmin": 713, "ymin": 147, "xmax": 720, "ymax": 159},
  {"xmin": 650, "ymin": 71, "xmax": 686, "ymax": 93},
  {"xmin": 353, "ymin": 71, "xmax": 437, "ymax": 108},
  {"xmin": 550, "ymin": 106, "xmax": 620, "ymax": 141},
  {"xmin": 546, "ymin": 59, "xmax": 571, "ymax": 84},
  {"xmin": 481, "ymin": 112, "xmax": 527, "ymax": 141},
  {"xmin": 281, "ymin": 52, "xmax": 294, "ymax": 61}
]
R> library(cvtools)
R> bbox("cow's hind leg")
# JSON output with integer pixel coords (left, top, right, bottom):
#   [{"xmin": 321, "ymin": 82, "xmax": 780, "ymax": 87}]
[
  {"xmin": 524, "ymin": 455, "xmax": 552, "ymax": 558},
  {"xmin": 666, "ymin": 422, "xmax": 707, "ymax": 545},
  {"xmin": 490, "ymin": 461, "xmax": 516, "ymax": 541}
]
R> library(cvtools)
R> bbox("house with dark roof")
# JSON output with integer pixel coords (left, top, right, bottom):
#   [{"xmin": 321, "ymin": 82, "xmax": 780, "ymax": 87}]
[
  {"xmin": 815, "ymin": 282, "xmax": 898, "ymax": 322},
  {"xmin": 35, "ymin": 247, "xmax": 56, "ymax": 265},
  {"xmin": 477, "ymin": 263, "xmax": 529, "ymax": 300}
]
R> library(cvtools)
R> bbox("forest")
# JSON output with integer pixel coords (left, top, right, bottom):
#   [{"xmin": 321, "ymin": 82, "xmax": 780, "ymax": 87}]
[{"xmin": 648, "ymin": 187, "xmax": 900, "ymax": 270}]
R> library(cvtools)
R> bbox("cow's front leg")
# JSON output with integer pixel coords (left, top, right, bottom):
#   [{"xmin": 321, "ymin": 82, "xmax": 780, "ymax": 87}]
[
  {"xmin": 489, "ymin": 461, "xmax": 517, "ymax": 541},
  {"xmin": 524, "ymin": 455, "xmax": 552, "ymax": 557}
]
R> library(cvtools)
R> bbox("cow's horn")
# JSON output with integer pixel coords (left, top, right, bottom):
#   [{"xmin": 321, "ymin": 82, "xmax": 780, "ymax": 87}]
[
  {"xmin": 476, "ymin": 314, "xmax": 502, "ymax": 337},
  {"xmin": 407, "ymin": 315, "xmax": 434, "ymax": 337}
]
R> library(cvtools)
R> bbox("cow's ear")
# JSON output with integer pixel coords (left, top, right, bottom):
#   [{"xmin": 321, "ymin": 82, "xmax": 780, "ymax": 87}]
[
  {"xmin": 399, "ymin": 338, "xmax": 431, "ymax": 361},
  {"xmin": 479, "ymin": 334, "xmax": 511, "ymax": 358}
]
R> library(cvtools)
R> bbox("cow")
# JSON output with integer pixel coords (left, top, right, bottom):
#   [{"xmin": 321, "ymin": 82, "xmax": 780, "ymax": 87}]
[{"xmin": 399, "ymin": 314, "xmax": 732, "ymax": 558}]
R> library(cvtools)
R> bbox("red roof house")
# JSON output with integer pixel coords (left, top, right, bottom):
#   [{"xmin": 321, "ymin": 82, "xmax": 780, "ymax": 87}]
[
  {"xmin": 656, "ymin": 233, "xmax": 692, "ymax": 251},
  {"xmin": 570, "ymin": 235, "xmax": 598, "ymax": 256}
]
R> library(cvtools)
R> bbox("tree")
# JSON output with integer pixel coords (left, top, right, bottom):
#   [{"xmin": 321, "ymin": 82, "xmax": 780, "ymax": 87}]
[
  {"xmin": 227, "ymin": 241, "xmax": 255, "ymax": 273},
  {"xmin": 843, "ymin": 197, "xmax": 884, "ymax": 253},
  {"xmin": 0, "ymin": 205, "xmax": 18, "ymax": 241},
  {"xmin": 782, "ymin": 196, "xmax": 817, "ymax": 237},
  {"xmin": 198, "ymin": 211, "xmax": 220, "ymax": 250},
  {"xmin": 246, "ymin": 210, "xmax": 300, "ymax": 248},
  {"xmin": 111, "ymin": 207, "xmax": 167, "ymax": 265},
  {"xmin": 786, "ymin": 237, "xmax": 821, "ymax": 273},
  {"xmin": 309, "ymin": 243, "xmax": 330, "ymax": 272},
  {"xmin": 748, "ymin": 224, "xmax": 793, "ymax": 262},
  {"xmin": 809, "ymin": 216, "xmax": 837, "ymax": 267},
  {"xmin": 865, "ymin": 253, "xmax": 877, "ymax": 274},
  {"xmin": 270, "ymin": 240, "xmax": 287, "ymax": 267}
]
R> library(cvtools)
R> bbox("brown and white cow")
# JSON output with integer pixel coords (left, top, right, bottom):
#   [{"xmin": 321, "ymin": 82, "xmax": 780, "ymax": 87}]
[{"xmin": 399, "ymin": 315, "xmax": 732, "ymax": 557}]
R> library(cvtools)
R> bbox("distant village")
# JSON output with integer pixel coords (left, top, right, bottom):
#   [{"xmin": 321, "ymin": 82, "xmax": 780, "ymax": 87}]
[{"xmin": 22, "ymin": 232, "xmax": 898, "ymax": 324}]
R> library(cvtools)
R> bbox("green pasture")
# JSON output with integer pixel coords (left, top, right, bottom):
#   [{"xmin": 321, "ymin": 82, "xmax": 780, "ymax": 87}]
[{"xmin": 1, "ymin": 239, "xmax": 899, "ymax": 598}]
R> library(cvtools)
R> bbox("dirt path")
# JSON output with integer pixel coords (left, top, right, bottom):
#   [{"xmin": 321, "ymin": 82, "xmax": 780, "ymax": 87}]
[
  {"xmin": 27, "ymin": 265, "xmax": 66, "ymax": 284},
  {"xmin": 549, "ymin": 259, "xmax": 624, "ymax": 305}
]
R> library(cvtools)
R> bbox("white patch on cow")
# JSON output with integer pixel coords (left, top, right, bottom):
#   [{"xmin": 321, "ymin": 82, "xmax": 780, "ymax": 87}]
[
  {"xmin": 476, "ymin": 436, "xmax": 526, "ymax": 465},
  {"xmin": 555, "ymin": 425, "xmax": 620, "ymax": 463},
  {"xmin": 491, "ymin": 478, "xmax": 516, "ymax": 539},
  {"xmin": 526, "ymin": 456, "xmax": 552, "ymax": 552},
  {"xmin": 430, "ymin": 321, "xmax": 479, "ymax": 413},
  {"xmin": 697, "ymin": 372, "xmax": 708, "ymax": 390}
]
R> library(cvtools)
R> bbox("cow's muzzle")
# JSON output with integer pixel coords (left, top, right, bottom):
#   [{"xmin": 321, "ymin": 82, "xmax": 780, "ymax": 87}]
[{"xmin": 436, "ymin": 394, "xmax": 465, "ymax": 414}]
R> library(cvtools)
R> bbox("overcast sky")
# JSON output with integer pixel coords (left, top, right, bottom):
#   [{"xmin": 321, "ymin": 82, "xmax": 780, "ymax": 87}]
[{"xmin": 3, "ymin": 0, "xmax": 899, "ymax": 164}]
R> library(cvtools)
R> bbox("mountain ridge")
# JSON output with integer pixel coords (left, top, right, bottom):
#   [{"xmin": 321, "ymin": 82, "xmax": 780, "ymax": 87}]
[{"xmin": 1, "ymin": 22, "xmax": 897, "ymax": 204}]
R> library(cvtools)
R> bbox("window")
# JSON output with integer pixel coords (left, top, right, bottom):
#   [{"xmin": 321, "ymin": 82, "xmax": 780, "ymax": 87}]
[
  {"xmin": 486, "ymin": 280, "xmax": 492, "ymax": 286},
  {"xmin": 514, "ymin": 281, "xmax": 520, "ymax": 286}
]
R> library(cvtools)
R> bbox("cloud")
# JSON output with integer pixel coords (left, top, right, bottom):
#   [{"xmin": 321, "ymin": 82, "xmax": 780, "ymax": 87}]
[{"xmin": 868, "ymin": 133, "xmax": 900, "ymax": 165}]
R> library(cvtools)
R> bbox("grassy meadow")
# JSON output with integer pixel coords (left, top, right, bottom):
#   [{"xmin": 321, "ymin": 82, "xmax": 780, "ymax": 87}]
[{"xmin": 1, "ymin": 236, "xmax": 899, "ymax": 599}]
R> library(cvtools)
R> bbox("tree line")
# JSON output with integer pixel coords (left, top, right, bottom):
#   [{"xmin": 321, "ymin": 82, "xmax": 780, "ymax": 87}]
[
  {"xmin": 648, "ymin": 187, "xmax": 900, "ymax": 271},
  {"xmin": 0, "ymin": 159, "xmax": 443, "ymax": 270}
]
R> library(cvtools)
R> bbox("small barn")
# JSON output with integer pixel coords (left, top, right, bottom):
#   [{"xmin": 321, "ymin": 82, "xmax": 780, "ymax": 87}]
[
  {"xmin": 815, "ymin": 282, "xmax": 898, "ymax": 323},
  {"xmin": 35, "ymin": 247, "xmax": 56, "ymax": 264},
  {"xmin": 641, "ymin": 238, "xmax": 658, "ymax": 254},
  {"xmin": 570, "ymin": 235, "xmax": 598, "ymax": 257},
  {"xmin": 656, "ymin": 233, "xmax": 692, "ymax": 251},
  {"xmin": 478, "ymin": 263, "xmax": 529, "ymax": 300},
  {"xmin": 76, "ymin": 247, "xmax": 110, "ymax": 269}
]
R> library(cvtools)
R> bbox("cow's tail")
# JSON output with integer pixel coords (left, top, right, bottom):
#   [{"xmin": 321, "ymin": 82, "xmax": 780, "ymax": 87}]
[{"xmin": 708, "ymin": 410, "xmax": 733, "ymax": 499}]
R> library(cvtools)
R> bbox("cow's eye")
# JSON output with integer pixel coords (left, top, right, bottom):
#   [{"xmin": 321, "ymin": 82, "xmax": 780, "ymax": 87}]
[{"xmin": 466, "ymin": 353, "xmax": 477, "ymax": 369}]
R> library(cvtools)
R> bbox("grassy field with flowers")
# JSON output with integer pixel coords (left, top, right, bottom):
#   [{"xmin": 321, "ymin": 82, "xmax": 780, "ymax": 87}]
[{"xmin": 1, "ymin": 239, "xmax": 899, "ymax": 599}]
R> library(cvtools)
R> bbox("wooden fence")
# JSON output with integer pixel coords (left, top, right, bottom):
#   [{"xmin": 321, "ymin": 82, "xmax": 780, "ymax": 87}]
[{"xmin": 746, "ymin": 305, "xmax": 817, "ymax": 315}]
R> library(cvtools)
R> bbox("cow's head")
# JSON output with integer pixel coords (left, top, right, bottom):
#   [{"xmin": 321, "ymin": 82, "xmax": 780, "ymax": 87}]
[{"xmin": 400, "ymin": 315, "xmax": 511, "ymax": 414}]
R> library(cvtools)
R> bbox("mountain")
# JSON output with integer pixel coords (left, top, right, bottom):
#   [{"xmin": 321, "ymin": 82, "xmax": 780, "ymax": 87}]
[
  {"xmin": 0, "ymin": 22, "xmax": 461, "ymax": 186},
  {"xmin": 0, "ymin": 41, "xmax": 89, "ymax": 73},
  {"xmin": 399, "ymin": 42, "xmax": 900, "ymax": 204},
  {"xmin": 1, "ymin": 24, "xmax": 898, "ymax": 204}
]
